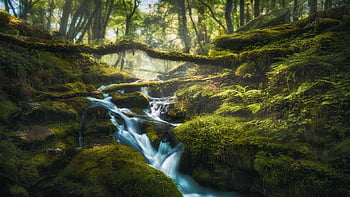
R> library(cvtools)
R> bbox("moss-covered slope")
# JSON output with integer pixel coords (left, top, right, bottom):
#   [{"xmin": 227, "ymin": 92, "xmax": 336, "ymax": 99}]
[{"xmin": 171, "ymin": 6, "xmax": 350, "ymax": 197}]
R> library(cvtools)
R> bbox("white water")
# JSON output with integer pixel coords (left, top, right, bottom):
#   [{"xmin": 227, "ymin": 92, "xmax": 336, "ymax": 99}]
[{"xmin": 84, "ymin": 89, "xmax": 241, "ymax": 197}]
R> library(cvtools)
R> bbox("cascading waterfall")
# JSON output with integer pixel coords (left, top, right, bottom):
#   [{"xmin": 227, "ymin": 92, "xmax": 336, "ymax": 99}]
[{"xmin": 82, "ymin": 84, "xmax": 241, "ymax": 197}]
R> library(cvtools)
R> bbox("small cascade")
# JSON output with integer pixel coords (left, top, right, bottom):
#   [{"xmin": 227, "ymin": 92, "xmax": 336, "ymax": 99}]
[{"xmin": 82, "ymin": 83, "xmax": 241, "ymax": 197}]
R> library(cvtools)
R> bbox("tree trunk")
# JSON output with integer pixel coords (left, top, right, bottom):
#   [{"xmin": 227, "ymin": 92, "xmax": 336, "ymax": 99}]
[
  {"xmin": 245, "ymin": 2, "xmax": 252, "ymax": 23},
  {"xmin": 46, "ymin": 0, "xmax": 55, "ymax": 30},
  {"xmin": 198, "ymin": 0, "xmax": 227, "ymax": 33},
  {"xmin": 187, "ymin": 0, "xmax": 205, "ymax": 54},
  {"xmin": 177, "ymin": 0, "xmax": 191, "ymax": 53},
  {"xmin": 59, "ymin": 0, "xmax": 73, "ymax": 36},
  {"xmin": 225, "ymin": 0, "xmax": 234, "ymax": 34},
  {"xmin": 270, "ymin": 0, "xmax": 276, "ymax": 10},
  {"xmin": 239, "ymin": 0, "xmax": 245, "ymax": 26},
  {"xmin": 293, "ymin": 0, "xmax": 299, "ymax": 21},
  {"xmin": 308, "ymin": 0, "xmax": 317, "ymax": 15},
  {"xmin": 280, "ymin": 0, "xmax": 286, "ymax": 8},
  {"xmin": 4, "ymin": 0, "xmax": 10, "ymax": 12},
  {"xmin": 324, "ymin": 0, "xmax": 332, "ymax": 9},
  {"xmin": 91, "ymin": 0, "xmax": 103, "ymax": 42},
  {"xmin": 253, "ymin": 0, "xmax": 260, "ymax": 18},
  {"xmin": 66, "ymin": 0, "xmax": 92, "ymax": 40}
]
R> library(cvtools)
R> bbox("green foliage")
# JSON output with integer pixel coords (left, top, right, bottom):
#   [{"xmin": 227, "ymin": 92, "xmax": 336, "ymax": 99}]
[
  {"xmin": 212, "ymin": 85, "xmax": 264, "ymax": 117},
  {"xmin": 10, "ymin": 185, "xmax": 29, "ymax": 197}
]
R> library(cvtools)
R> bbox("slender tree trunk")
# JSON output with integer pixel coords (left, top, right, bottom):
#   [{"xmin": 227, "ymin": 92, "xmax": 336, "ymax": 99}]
[
  {"xmin": 198, "ymin": 0, "xmax": 227, "ymax": 33},
  {"xmin": 270, "ymin": 0, "xmax": 275, "ymax": 10},
  {"xmin": 91, "ymin": 0, "xmax": 103, "ymax": 42},
  {"xmin": 245, "ymin": 2, "xmax": 252, "ymax": 23},
  {"xmin": 4, "ymin": 0, "xmax": 10, "ymax": 12},
  {"xmin": 324, "ymin": 0, "xmax": 332, "ymax": 9},
  {"xmin": 308, "ymin": 0, "xmax": 318, "ymax": 15},
  {"xmin": 239, "ymin": 0, "xmax": 245, "ymax": 26},
  {"xmin": 59, "ymin": 0, "xmax": 73, "ymax": 36},
  {"xmin": 293, "ymin": 0, "xmax": 298, "ymax": 21},
  {"xmin": 101, "ymin": 0, "xmax": 115, "ymax": 38},
  {"xmin": 67, "ymin": 0, "xmax": 91, "ymax": 40},
  {"xmin": 177, "ymin": 0, "xmax": 191, "ymax": 53},
  {"xmin": 280, "ymin": 0, "xmax": 286, "ymax": 8},
  {"xmin": 225, "ymin": 0, "xmax": 234, "ymax": 34},
  {"xmin": 187, "ymin": 0, "xmax": 205, "ymax": 54},
  {"xmin": 46, "ymin": 0, "xmax": 55, "ymax": 30},
  {"xmin": 253, "ymin": 0, "xmax": 260, "ymax": 18}
]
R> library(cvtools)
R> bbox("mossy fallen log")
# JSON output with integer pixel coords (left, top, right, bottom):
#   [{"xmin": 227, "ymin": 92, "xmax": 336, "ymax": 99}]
[
  {"xmin": 103, "ymin": 76, "xmax": 218, "ymax": 93},
  {"xmin": 0, "ymin": 32, "xmax": 238, "ymax": 67},
  {"xmin": 213, "ymin": 24, "xmax": 302, "ymax": 51}
]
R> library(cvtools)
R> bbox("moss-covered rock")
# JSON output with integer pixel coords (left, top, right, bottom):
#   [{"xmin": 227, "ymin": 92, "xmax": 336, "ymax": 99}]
[
  {"xmin": 110, "ymin": 91, "xmax": 150, "ymax": 109},
  {"xmin": 174, "ymin": 115, "xmax": 348, "ymax": 195},
  {"xmin": 168, "ymin": 84, "xmax": 221, "ymax": 120},
  {"xmin": 51, "ymin": 144, "xmax": 181, "ymax": 197}
]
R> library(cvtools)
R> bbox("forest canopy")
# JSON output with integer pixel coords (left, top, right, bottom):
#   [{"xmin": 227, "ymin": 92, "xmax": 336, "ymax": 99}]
[{"xmin": 1, "ymin": 0, "xmax": 349, "ymax": 54}]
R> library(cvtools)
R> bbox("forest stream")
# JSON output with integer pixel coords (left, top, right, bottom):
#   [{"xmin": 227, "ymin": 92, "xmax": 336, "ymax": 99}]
[{"xmin": 80, "ymin": 83, "xmax": 241, "ymax": 197}]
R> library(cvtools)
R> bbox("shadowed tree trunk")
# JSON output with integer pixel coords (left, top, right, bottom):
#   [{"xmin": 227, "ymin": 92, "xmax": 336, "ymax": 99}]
[
  {"xmin": 240, "ymin": 0, "xmax": 245, "ymax": 26},
  {"xmin": 187, "ymin": 0, "xmax": 205, "ymax": 54},
  {"xmin": 225, "ymin": 0, "xmax": 234, "ymax": 34},
  {"xmin": 59, "ymin": 0, "xmax": 73, "ymax": 36},
  {"xmin": 308, "ymin": 0, "xmax": 318, "ymax": 15},
  {"xmin": 177, "ymin": 0, "xmax": 191, "ymax": 53},
  {"xmin": 253, "ymin": 0, "xmax": 260, "ymax": 18},
  {"xmin": 324, "ymin": 0, "xmax": 332, "ymax": 9}
]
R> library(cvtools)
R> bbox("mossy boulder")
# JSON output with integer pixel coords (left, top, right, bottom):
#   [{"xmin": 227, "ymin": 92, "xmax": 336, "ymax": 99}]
[
  {"xmin": 110, "ymin": 91, "xmax": 150, "ymax": 109},
  {"xmin": 168, "ymin": 84, "xmax": 221, "ymax": 120},
  {"xmin": 51, "ymin": 144, "xmax": 182, "ymax": 197},
  {"xmin": 174, "ymin": 116, "xmax": 346, "ymax": 195},
  {"xmin": 22, "ymin": 101, "xmax": 79, "ymax": 123}
]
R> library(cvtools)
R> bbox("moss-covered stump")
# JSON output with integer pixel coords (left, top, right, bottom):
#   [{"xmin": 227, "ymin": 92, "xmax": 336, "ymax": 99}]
[{"xmin": 50, "ymin": 144, "xmax": 181, "ymax": 197}]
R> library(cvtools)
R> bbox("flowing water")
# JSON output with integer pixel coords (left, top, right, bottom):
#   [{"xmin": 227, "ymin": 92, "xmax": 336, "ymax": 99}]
[{"xmin": 81, "ymin": 83, "xmax": 241, "ymax": 197}]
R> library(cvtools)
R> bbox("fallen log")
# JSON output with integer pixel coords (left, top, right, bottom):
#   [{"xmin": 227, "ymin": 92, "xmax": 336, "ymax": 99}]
[{"xmin": 0, "ymin": 32, "xmax": 238, "ymax": 68}]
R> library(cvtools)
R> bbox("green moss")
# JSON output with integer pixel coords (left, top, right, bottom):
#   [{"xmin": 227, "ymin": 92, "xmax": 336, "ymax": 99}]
[
  {"xmin": 0, "ymin": 95, "xmax": 18, "ymax": 121},
  {"xmin": 53, "ymin": 144, "xmax": 181, "ymax": 197},
  {"xmin": 23, "ymin": 101, "xmax": 78, "ymax": 123},
  {"xmin": 168, "ymin": 84, "xmax": 221, "ymax": 119},
  {"xmin": 110, "ymin": 91, "xmax": 150, "ymax": 109},
  {"xmin": 213, "ymin": 24, "xmax": 301, "ymax": 52},
  {"xmin": 10, "ymin": 185, "xmax": 29, "ymax": 197}
]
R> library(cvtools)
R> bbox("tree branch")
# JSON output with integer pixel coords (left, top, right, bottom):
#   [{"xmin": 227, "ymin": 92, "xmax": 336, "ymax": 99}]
[{"xmin": 0, "ymin": 33, "xmax": 238, "ymax": 67}]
